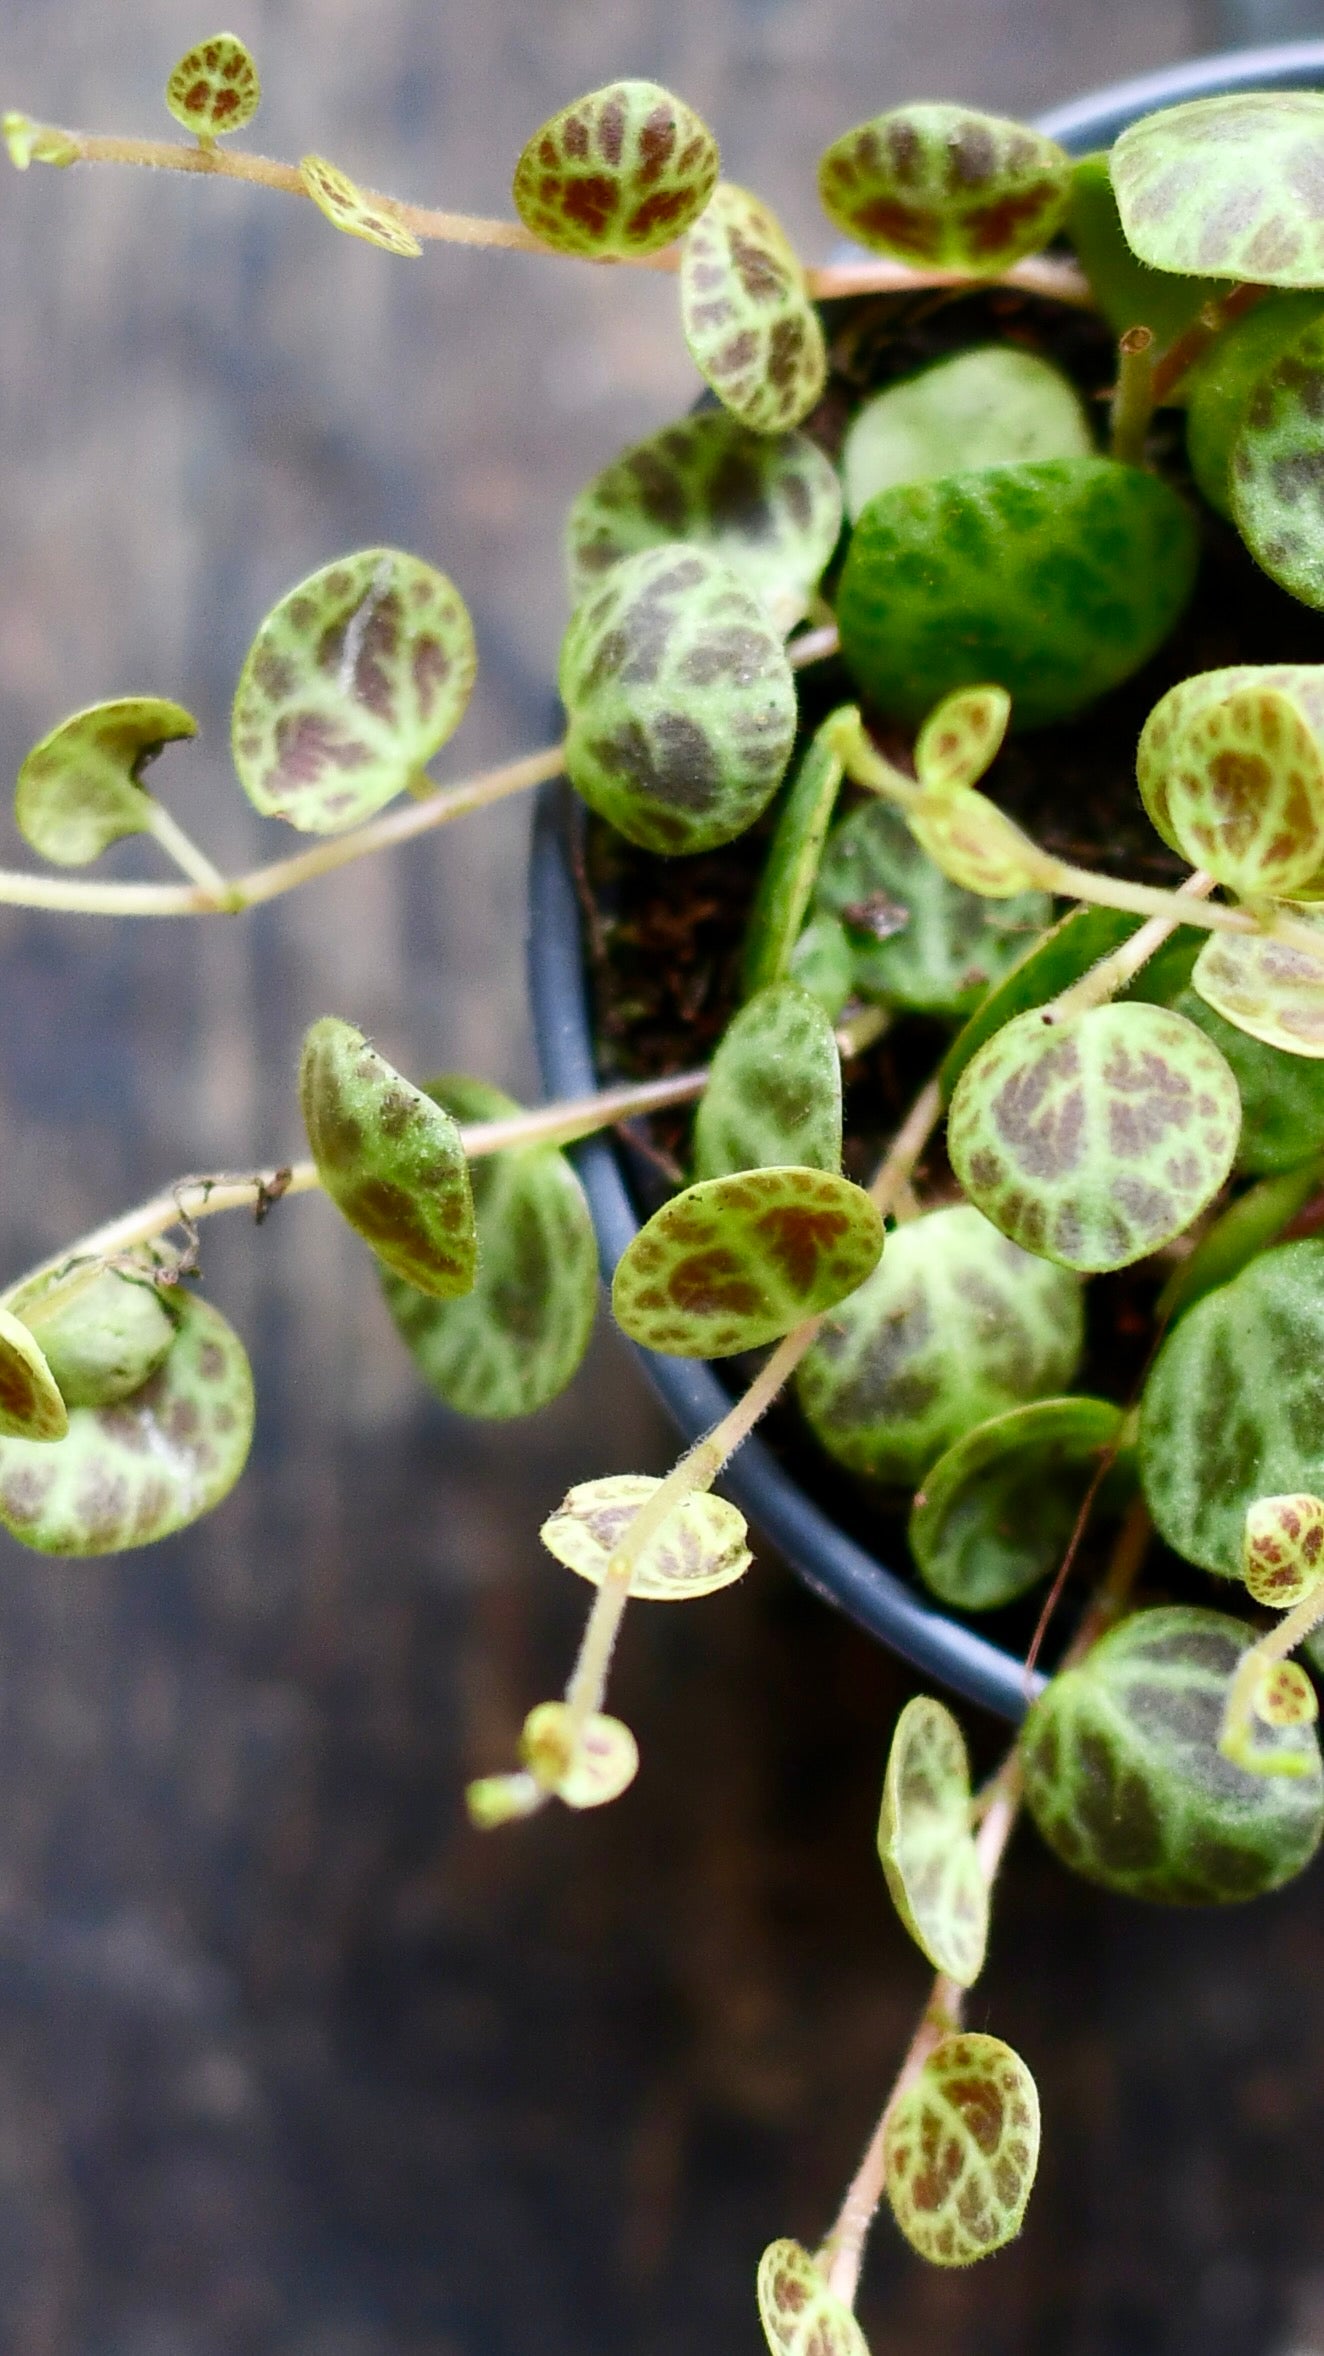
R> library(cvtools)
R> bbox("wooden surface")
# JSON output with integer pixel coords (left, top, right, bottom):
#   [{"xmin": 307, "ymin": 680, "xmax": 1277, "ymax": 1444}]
[{"xmin": 3, "ymin": 4, "xmax": 1321, "ymax": 2354}]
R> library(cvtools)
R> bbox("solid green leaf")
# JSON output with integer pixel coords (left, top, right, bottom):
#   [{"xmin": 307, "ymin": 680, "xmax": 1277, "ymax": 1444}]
[
  {"xmin": 939, "ymin": 906, "xmax": 1139, "ymax": 1104},
  {"xmin": 16, "ymin": 697, "xmax": 198, "ymax": 867},
  {"xmin": 842, "ymin": 349, "xmax": 1091, "ymax": 523},
  {"xmin": 796, "ymin": 1203, "xmax": 1083, "ymax": 1487},
  {"xmin": 878, "ymin": 1696, "xmax": 987, "ymax": 1984},
  {"xmin": 8, "ymin": 1263, "xmax": 177, "ymax": 1409},
  {"xmin": 1183, "ymin": 293, "xmax": 1324, "ymax": 519},
  {"xmin": 299, "ymin": 1018, "xmax": 476, "ymax": 1296},
  {"xmin": 1137, "ymin": 666, "xmax": 1324, "ymax": 897},
  {"xmin": 1192, "ymin": 913, "xmax": 1324, "ymax": 1059},
  {"xmin": 818, "ymin": 104, "xmax": 1070, "ymax": 269},
  {"xmin": 948, "ymin": 1000, "xmax": 1241, "ymax": 1271},
  {"xmin": 884, "ymin": 2032, "xmax": 1040, "ymax": 2265},
  {"xmin": 612, "ymin": 1165, "xmax": 884, "ymax": 1356},
  {"xmin": 1066, "ymin": 151, "xmax": 1220, "ymax": 346},
  {"xmin": 1231, "ymin": 312, "xmax": 1324, "ymax": 609},
  {"xmin": 1243, "ymin": 1491, "xmax": 1324, "ymax": 1608},
  {"xmin": 559, "ymin": 544, "xmax": 798, "ymax": 855},
  {"xmin": 520, "ymin": 1701, "xmax": 639, "ymax": 1808},
  {"xmin": 837, "ymin": 458, "xmax": 1198, "ymax": 731},
  {"xmin": 513, "ymin": 80, "xmax": 719, "ymax": 258},
  {"xmin": 541, "ymin": 1472, "xmax": 752, "ymax": 1599},
  {"xmin": 299, "ymin": 156, "xmax": 422, "ymax": 256},
  {"xmin": 913, "ymin": 685, "xmax": 1011, "ymax": 795},
  {"xmin": 693, "ymin": 983, "xmax": 841, "ymax": 1181},
  {"xmin": 567, "ymin": 412, "xmax": 842, "ymax": 636},
  {"xmin": 756, "ymin": 2242, "xmax": 871, "ymax": 2356},
  {"xmin": 0, "ymin": 1308, "xmax": 67, "ymax": 1441},
  {"xmin": 787, "ymin": 914, "xmax": 855, "ymax": 1019},
  {"xmin": 0, "ymin": 1292, "xmax": 254, "ymax": 1556},
  {"xmin": 381, "ymin": 1076, "xmax": 598, "ymax": 1420},
  {"xmin": 911, "ymin": 1395, "xmax": 1126, "ymax": 1612},
  {"xmin": 1019, "ymin": 1605, "xmax": 1324, "ymax": 1900},
  {"xmin": 680, "ymin": 182, "xmax": 827, "ymax": 435},
  {"xmin": 165, "ymin": 33, "xmax": 260, "ymax": 139},
  {"xmin": 1112, "ymin": 92, "xmax": 1324, "ymax": 288},
  {"xmin": 231, "ymin": 549, "xmax": 475, "ymax": 832},
  {"xmin": 742, "ymin": 723, "xmax": 846, "ymax": 997}
]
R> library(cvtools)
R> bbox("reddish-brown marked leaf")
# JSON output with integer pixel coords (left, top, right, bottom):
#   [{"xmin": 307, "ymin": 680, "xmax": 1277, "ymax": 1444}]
[
  {"xmin": 300, "ymin": 156, "xmax": 422, "ymax": 257},
  {"xmin": 513, "ymin": 81, "xmax": 719, "ymax": 258},
  {"xmin": 819, "ymin": 104, "xmax": 1070, "ymax": 270},
  {"xmin": 756, "ymin": 2241, "xmax": 871, "ymax": 2356},
  {"xmin": 1243, "ymin": 1493, "xmax": 1324, "ymax": 1608},
  {"xmin": 680, "ymin": 183, "xmax": 826, "ymax": 434},
  {"xmin": 884, "ymin": 2033, "xmax": 1040, "ymax": 2266},
  {"xmin": 541, "ymin": 1473, "xmax": 752, "ymax": 1600},
  {"xmin": 165, "ymin": 33, "xmax": 259, "ymax": 141}
]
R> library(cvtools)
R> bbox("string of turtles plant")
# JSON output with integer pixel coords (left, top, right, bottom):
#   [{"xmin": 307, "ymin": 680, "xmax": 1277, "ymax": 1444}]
[{"xmin": 12, "ymin": 35, "xmax": 1324, "ymax": 2347}]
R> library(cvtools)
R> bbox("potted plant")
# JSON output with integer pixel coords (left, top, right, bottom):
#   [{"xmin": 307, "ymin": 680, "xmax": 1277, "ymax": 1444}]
[{"xmin": 7, "ymin": 30, "xmax": 1324, "ymax": 2348}]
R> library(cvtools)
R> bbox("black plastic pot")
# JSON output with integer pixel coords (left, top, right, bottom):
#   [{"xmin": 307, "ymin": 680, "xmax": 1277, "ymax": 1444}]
[{"xmin": 529, "ymin": 40, "xmax": 1324, "ymax": 1725}]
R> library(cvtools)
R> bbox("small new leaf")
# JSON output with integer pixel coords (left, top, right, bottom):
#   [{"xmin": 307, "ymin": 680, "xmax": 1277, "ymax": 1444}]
[
  {"xmin": 299, "ymin": 156, "xmax": 422, "ymax": 256},
  {"xmin": 1256, "ymin": 1661, "xmax": 1318, "ymax": 1730},
  {"xmin": 16, "ymin": 698, "xmax": 198, "ymax": 867},
  {"xmin": 1243, "ymin": 1493, "xmax": 1324, "ymax": 1608},
  {"xmin": 541, "ymin": 1473, "xmax": 752, "ymax": 1601},
  {"xmin": 1193, "ymin": 916, "xmax": 1324, "ymax": 1060},
  {"xmin": 513, "ymin": 81, "xmax": 719, "ymax": 258},
  {"xmin": 680, "ymin": 183, "xmax": 827, "ymax": 435},
  {"xmin": 884, "ymin": 2033, "xmax": 1040, "ymax": 2266},
  {"xmin": 8, "ymin": 1264, "xmax": 177, "ymax": 1410},
  {"xmin": 878, "ymin": 1697, "xmax": 988, "ymax": 1985},
  {"xmin": 914, "ymin": 686, "xmax": 1012, "ymax": 795},
  {"xmin": 3, "ymin": 114, "xmax": 79, "ymax": 170},
  {"xmin": 520, "ymin": 1701, "xmax": 639, "ymax": 1808},
  {"xmin": 299, "ymin": 1019, "xmax": 476, "ymax": 1297},
  {"xmin": 908, "ymin": 786, "xmax": 1050, "ymax": 899},
  {"xmin": 756, "ymin": 2241, "xmax": 871, "ymax": 2356},
  {"xmin": 165, "ymin": 34, "xmax": 260, "ymax": 141}
]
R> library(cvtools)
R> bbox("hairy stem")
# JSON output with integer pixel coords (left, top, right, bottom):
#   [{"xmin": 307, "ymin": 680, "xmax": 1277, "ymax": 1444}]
[
  {"xmin": 1048, "ymin": 870, "xmax": 1215, "ymax": 1022},
  {"xmin": 1109, "ymin": 325, "xmax": 1155, "ymax": 466},
  {"xmin": 143, "ymin": 799, "xmax": 236, "ymax": 902},
  {"xmin": 1149, "ymin": 281, "xmax": 1265, "ymax": 407},
  {"xmin": 1222, "ymin": 1578, "xmax": 1324, "ymax": 1758}
]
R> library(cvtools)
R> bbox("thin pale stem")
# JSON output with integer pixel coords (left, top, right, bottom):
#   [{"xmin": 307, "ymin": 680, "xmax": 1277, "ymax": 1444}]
[
  {"xmin": 1223, "ymin": 1578, "xmax": 1324, "ymax": 1756},
  {"xmin": 803, "ymin": 253, "xmax": 1094, "ymax": 308},
  {"xmin": 1048, "ymin": 871, "xmax": 1215, "ymax": 1022},
  {"xmin": 1109, "ymin": 325, "xmax": 1156, "ymax": 466},
  {"xmin": 1047, "ymin": 856, "xmax": 1324, "ymax": 960},
  {"xmin": 143, "ymin": 799, "xmax": 235, "ymax": 901}
]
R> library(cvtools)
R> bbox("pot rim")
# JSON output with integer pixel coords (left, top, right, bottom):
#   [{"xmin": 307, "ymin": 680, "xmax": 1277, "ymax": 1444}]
[{"xmin": 528, "ymin": 41, "xmax": 1324, "ymax": 1725}]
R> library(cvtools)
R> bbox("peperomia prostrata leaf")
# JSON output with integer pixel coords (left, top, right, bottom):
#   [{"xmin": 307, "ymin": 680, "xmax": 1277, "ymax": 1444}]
[
  {"xmin": 1192, "ymin": 914, "xmax": 1324, "ymax": 1059},
  {"xmin": 0, "ymin": 1308, "xmax": 67, "ymax": 1442},
  {"xmin": 948, "ymin": 1000, "xmax": 1241, "ymax": 1272},
  {"xmin": 612, "ymin": 1166, "xmax": 884, "ymax": 1356},
  {"xmin": 513, "ymin": 81, "xmax": 719, "ymax": 259},
  {"xmin": 1254, "ymin": 1661, "xmax": 1318, "ymax": 1730},
  {"xmin": 1243, "ymin": 1492, "xmax": 1324, "ymax": 1608},
  {"xmin": 907, "ymin": 786, "xmax": 1051, "ymax": 900},
  {"xmin": 165, "ymin": 33, "xmax": 260, "ymax": 140},
  {"xmin": 742, "ymin": 722, "xmax": 846, "ymax": 998},
  {"xmin": 1019, "ymin": 1605, "xmax": 1324, "ymax": 1900},
  {"xmin": 541, "ymin": 1473, "xmax": 752, "ymax": 1600},
  {"xmin": 884, "ymin": 2032, "xmax": 1040, "ymax": 2266},
  {"xmin": 788, "ymin": 914, "xmax": 855, "ymax": 1020},
  {"xmin": 380, "ymin": 1076, "xmax": 597, "ymax": 1420},
  {"xmin": 1066, "ymin": 151, "xmax": 1220, "ymax": 346},
  {"xmin": 16, "ymin": 697, "xmax": 198, "ymax": 867},
  {"xmin": 1231, "ymin": 312, "xmax": 1324, "ymax": 610},
  {"xmin": 1156, "ymin": 1160, "xmax": 1323, "ymax": 1325},
  {"xmin": 836, "ymin": 458, "xmax": 1198, "ymax": 730},
  {"xmin": 818, "ymin": 104, "xmax": 1070, "ymax": 270},
  {"xmin": 566, "ymin": 412, "xmax": 842, "ymax": 637},
  {"xmin": 939, "ymin": 907, "xmax": 1139, "ymax": 1104},
  {"xmin": 878, "ymin": 1696, "xmax": 988, "ymax": 1985},
  {"xmin": 841, "ymin": 349, "xmax": 1091, "ymax": 523},
  {"xmin": 299, "ymin": 156, "xmax": 422, "ymax": 256},
  {"xmin": 692, "ymin": 982, "xmax": 842, "ymax": 1181},
  {"xmin": 796, "ymin": 1203, "xmax": 1083, "ymax": 1487},
  {"xmin": 9, "ymin": 1262, "xmax": 177, "ymax": 1410},
  {"xmin": 3, "ymin": 115, "xmax": 80, "ymax": 170},
  {"xmin": 913, "ymin": 685, "xmax": 1011, "ymax": 796},
  {"xmin": 1112, "ymin": 92, "xmax": 1324, "ymax": 289},
  {"xmin": 0, "ymin": 1292, "xmax": 254, "ymax": 1556},
  {"xmin": 1183, "ymin": 294, "xmax": 1324, "ymax": 520},
  {"xmin": 910, "ymin": 1395, "xmax": 1126, "ymax": 1612},
  {"xmin": 559, "ymin": 544, "xmax": 798, "ymax": 856},
  {"xmin": 756, "ymin": 2241, "xmax": 871, "ymax": 2356},
  {"xmin": 680, "ymin": 183, "xmax": 827, "ymax": 435},
  {"xmin": 1137, "ymin": 666, "xmax": 1324, "ymax": 898},
  {"xmin": 231, "ymin": 550, "xmax": 476, "ymax": 833},
  {"xmin": 299, "ymin": 1018, "xmax": 476, "ymax": 1297},
  {"xmin": 520, "ymin": 1701, "xmax": 639, "ymax": 1808}
]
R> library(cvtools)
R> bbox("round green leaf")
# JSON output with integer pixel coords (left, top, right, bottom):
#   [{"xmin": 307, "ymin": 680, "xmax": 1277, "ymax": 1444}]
[
  {"xmin": 0, "ymin": 1308, "xmax": 67, "ymax": 1442},
  {"xmin": 231, "ymin": 550, "xmax": 475, "ymax": 833},
  {"xmin": 0, "ymin": 1292, "xmax": 254, "ymax": 1556},
  {"xmin": 911, "ymin": 1395, "xmax": 1125, "ymax": 1612},
  {"xmin": 913, "ymin": 686, "xmax": 1011, "ymax": 796},
  {"xmin": 1066, "ymin": 151, "xmax": 1221, "ymax": 346},
  {"xmin": 680, "ymin": 183, "xmax": 827, "ymax": 435},
  {"xmin": 381, "ymin": 1076, "xmax": 597, "ymax": 1420},
  {"xmin": 1243, "ymin": 1491, "xmax": 1324, "ymax": 1608},
  {"xmin": 842, "ymin": 349, "xmax": 1091, "ymax": 524},
  {"xmin": 693, "ymin": 983, "xmax": 841, "ymax": 1181},
  {"xmin": 541, "ymin": 1473, "xmax": 752, "ymax": 1600},
  {"xmin": 815, "ymin": 798, "xmax": 1050, "ymax": 1017},
  {"xmin": 567, "ymin": 413, "xmax": 842, "ymax": 636},
  {"xmin": 878, "ymin": 1696, "xmax": 987, "ymax": 1985},
  {"xmin": 1192, "ymin": 913, "xmax": 1324, "ymax": 1059},
  {"xmin": 559, "ymin": 544, "xmax": 798, "ymax": 856},
  {"xmin": 1183, "ymin": 294, "xmax": 1324, "ymax": 520},
  {"xmin": 165, "ymin": 33, "xmax": 259, "ymax": 139},
  {"xmin": 1020, "ymin": 1605, "xmax": 1324, "ymax": 1901},
  {"xmin": 819, "ymin": 104, "xmax": 1070, "ymax": 270},
  {"xmin": 299, "ymin": 1018, "xmax": 476, "ymax": 1297},
  {"xmin": 949, "ymin": 1000, "xmax": 1241, "ymax": 1272},
  {"xmin": 939, "ymin": 906, "xmax": 1138, "ymax": 1105},
  {"xmin": 613, "ymin": 1166, "xmax": 884, "ymax": 1356},
  {"xmin": 512, "ymin": 80, "xmax": 719, "ymax": 258},
  {"xmin": 8, "ymin": 1264, "xmax": 177, "ymax": 1410},
  {"xmin": 756, "ymin": 2241, "xmax": 871, "ymax": 2356},
  {"xmin": 787, "ymin": 914, "xmax": 854, "ymax": 1020},
  {"xmin": 1141, "ymin": 1239, "xmax": 1324, "ymax": 1577},
  {"xmin": 1137, "ymin": 666, "xmax": 1324, "ymax": 898},
  {"xmin": 837, "ymin": 459, "xmax": 1198, "ymax": 731},
  {"xmin": 299, "ymin": 156, "xmax": 422, "ymax": 256},
  {"xmin": 520, "ymin": 1702, "xmax": 639, "ymax": 1809},
  {"xmin": 796, "ymin": 1203, "xmax": 1084, "ymax": 1488},
  {"xmin": 884, "ymin": 2032, "xmax": 1040, "ymax": 2266},
  {"xmin": 742, "ymin": 723, "xmax": 846, "ymax": 998},
  {"xmin": 1231, "ymin": 311, "xmax": 1324, "ymax": 609},
  {"xmin": 1112, "ymin": 92, "xmax": 1324, "ymax": 288},
  {"xmin": 16, "ymin": 697, "xmax": 198, "ymax": 867}
]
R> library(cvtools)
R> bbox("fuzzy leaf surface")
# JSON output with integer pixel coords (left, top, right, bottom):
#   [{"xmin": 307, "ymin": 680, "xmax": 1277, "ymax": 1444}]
[
  {"xmin": 818, "ymin": 104, "xmax": 1069, "ymax": 269},
  {"xmin": 9, "ymin": 1265, "xmax": 177, "ymax": 1410},
  {"xmin": 16, "ymin": 697, "xmax": 197, "ymax": 866},
  {"xmin": 693, "ymin": 983, "xmax": 841, "ymax": 1180},
  {"xmin": 1232, "ymin": 312, "xmax": 1324, "ymax": 608},
  {"xmin": 165, "ymin": 33, "xmax": 259, "ymax": 138},
  {"xmin": 939, "ymin": 907, "xmax": 1139, "ymax": 1103},
  {"xmin": 299, "ymin": 156, "xmax": 421, "ymax": 255},
  {"xmin": 513, "ymin": 80, "xmax": 719, "ymax": 258},
  {"xmin": 1066, "ymin": 152, "xmax": 1219, "ymax": 344},
  {"xmin": 884, "ymin": 2032, "xmax": 1040, "ymax": 2266},
  {"xmin": 1243, "ymin": 1492, "xmax": 1324, "ymax": 1607},
  {"xmin": 681, "ymin": 183, "xmax": 826, "ymax": 434},
  {"xmin": 743, "ymin": 725, "xmax": 845, "ymax": 997},
  {"xmin": 756, "ymin": 2241, "xmax": 871, "ymax": 2356},
  {"xmin": 914, "ymin": 686, "xmax": 1011, "ymax": 795},
  {"xmin": 1193, "ymin": 914, "xmax": 1324, "ymax": 1059},
  {"xmin": 911, "ymin": 1395, "xmax": 1125, "ymax": 1612},
  {"xmin": 815, "ymin": 799, "xmax": 1049, "ymax": 1017},
  {"xmin": 300, "ymin": 1019, "xmax": 476, "ymax": 1297},
  {"xmin": 878, "ymin": 1697, "xmax": 987, "ymax": 1984},
  {"xmin": 1184, "ymin": 294, "xmax": 1324, "ymax": 520},
  {"xmin": 541, "ymin": 1473, "xmax": 752, "ymax": 1600},
  {"xmin": 1138, "ymin": 665, "xmax": 1324, "ymax": 897},
  {"xmin": 1112, "ymin": 92, "xmax": 1324, "ymax": 288},
  {"xmin": 842, "ymin": 350, "xmax": 1090, "ymax": 523}
]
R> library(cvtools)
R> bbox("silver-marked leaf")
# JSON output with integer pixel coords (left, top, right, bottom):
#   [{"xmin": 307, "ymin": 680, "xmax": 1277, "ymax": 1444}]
[
  {"xmin": 756, "ymin": 2241, "xmax": 871, "ymax": 2356},
  {"xmin": 884, "ymin": 2032, "xmax": 1040, "ymax": 2266},
  {"xmin": 9, "ymin": 1263, "xmax": 177, "ymax": 1409},
  {"xmin": 559, "ymin": 544, "xmax": 797, "ymax": 856},
  {"xmin": 299, "ymin": 1018, "xmax": 476, "ymax": 1297},
  {"xmin": 1193, "ymin": 913, "xmax": 1324, "ymax": 1059},
  {"xmin": 231, "ymin": 550, "xmax": 475, "ymax": 833},
  {"xmin": 878, "ymin": 1696, "xmax": 987, "ymax": 1985},
  {"xmin": 949, "ymin": 1001, "xmax": 1241, "ymax": 1272},
  {"xmin": 743, "ymin": 723, "xmax": 846, "ymax": 998},
  {"xmin": 1243, "ymin": 1493, "xmax": 1324, "ymax": 1608},
  {"xmin": 842, "ymin": 350, "xmax": 1091, "ymax": 523},
  {"xmin": 0, "ymin": 1308, "xmax": 67, "ymax": 1442},
  {"xmin": 541, "ymin": 1473, "xmax": 752, "ymax": 1600},
  {"xmin": 16, "ymin": 697, "xmax": 197, "ymax": 866},
  {"xmin": 819, "ymin": 104, "xmax": 1070, "ymax": 269},
  {"xmin": 299, "ymin": 156, "xmax": 421, "ymax": 256},
  {"xmin": 1169, "ymin": 978, "xmax": 1324, "ymax": 1173},
  {"xmin": 513, "ymin": 80, "xmax": 719, "ymax": 258},
  {"xmin": 911, "ymin": 1396, "xmax": 1125, "ymax": 1612},
  {"xmin": 797, "ymin": 1204, "xmax": 1083, "ymax": 1488},
  {"xmin": 1020, "ymin": 1606, "xmax": 1324, "ymax": 1898},
  {"xmin": 680, "ymin": 183, "xmax": 826, "ymax": 435},
  {"xmin": 1137, "ymin": 666, "xmax": 1324, "ymax": 898},
  {"xmin": 567, "ymin": 412, "xmax": 842, "ymax": 635},
  {"xmin": 1231, "ymin": 312, "xmax": 1324, "ymax": 609},
  {"xmin": 0, "ymin": 1292, "xmax": 253, "ymax": 1556},
  {"xmin": 165, "ymin": 33, "xmax": 259, "ymax": 139},
  {"xmin": 381, "ymin": 1075, "xmax": 597, "ymax": 1419},
  {"xmin": 1112, "ymin": 92, "xmax": 1324, "ymax": 288},
  {"xmin": 613, "ymin": 1166, "xmax": 884, "ymax": 1356},
  {"xmin": 520, "ymin": 1701, "xmax": 639, "ymax": 1808},
  {"xmin": 693, "ymin": 983, "xmax": 841, "ymax": 1181},
  {"xmin": 1066, "ymin": 151, "xmax": 1221, "ymax": 346},
  {"xmin": 1183, "ymin": 294, "xmax": 1324, "ymax": 520},
  {"xmin": 914, "ymin": 686, "xmax": 1011, "ymax": 796}
]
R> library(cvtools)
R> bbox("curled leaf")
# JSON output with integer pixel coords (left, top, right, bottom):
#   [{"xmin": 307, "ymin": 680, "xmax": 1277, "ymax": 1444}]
[
  {"xmin": 1183, "ymin": 293, "xmax": 1323, "ymax": 521},
  {"xmin": 884, "ymin": 2032, "xmax": 1040, "ymax": 2266},
  {"xmin": 0, "ymin": 1309, "xmax": 67, "ymax": 1442},
  {"xmin": 520, "ymin": 1701, "xmax": 639, "ymax": 1808},
  {"xmin": 908, "ymin": 787, "xmax": 1050, "ymax": 899},
  {"xmin": 756, "ymin": 2241, "xmax": 871, "ymax": 2356},
  {"xmin": 1231, "ymin": 312, "xmax": 1324, "ymax": 608},
  {"xmin": 913, "ymin": 686, "xmax": 1011, "ymax": 796},
  {"xmin": 693, "ymin": 983, "xmax": 841, "ymax": 1181},
  {"xmin": 3, "ymin": 114, "xmax": 80, "ymax": 170},
  {"xmin": 231, "ymin": 550, "xmax": 475, "ymax": 833},
  {"xmin": 1192, "ymin": 915, "xmax": 1324, "ymax": 1059},
  {"xmin": 911, "ymin": 1396, "xmax": 1126, "ymax": 1613},
  {"xmin": 1243, "ymin": 1493, "xmax": 1324, "ymax": 1608},
  {"xmin": 680, "ymin": 183, "xmax": 827, "ymax": 434},
  {"xmin": 299, "ymin": 156, "xmax": 422, "ymax": 256},
  {"xmin": 165, "ymin": 33, "xmax": 260, "ymax": 139},
  {"xmin": 743, "ymin": 724, "xmax": 846, "ymax": 998},
  {"xmin": 300, "ymin": 1019, "xmax": 476, "ymax": 1296},
  {"xmin": 1112, "ymin": 92, "xmax": 1324, "ymax": 288},
  {"xmin": 9, "ymin": 1264, "xmax": 177, "ymax": 1410},
  {"xmin": 541, "ymin": 1472, "xmax": 751, "ymax": 1600},
  {"xmin": 16, "ymin": 697, "xmax": 197, "ymax": 867},
  {"xmin": 818, "ymin": 104, "xmax": 1070, "ymax": 270},
  {"xmin": 1137, "ymin": 667, "xmax": 1324, "ymax": 898},
  {"xmin": 878, "ymin": 1697, "xmax": 987, "ymax": 1985},
  {"xmin": 513, "ymin": 80, "xmax": 718, "ymax": 257},
  {"xmin": 842, "ymin": 349, "xmax": 1091, "ymax": 523}
]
